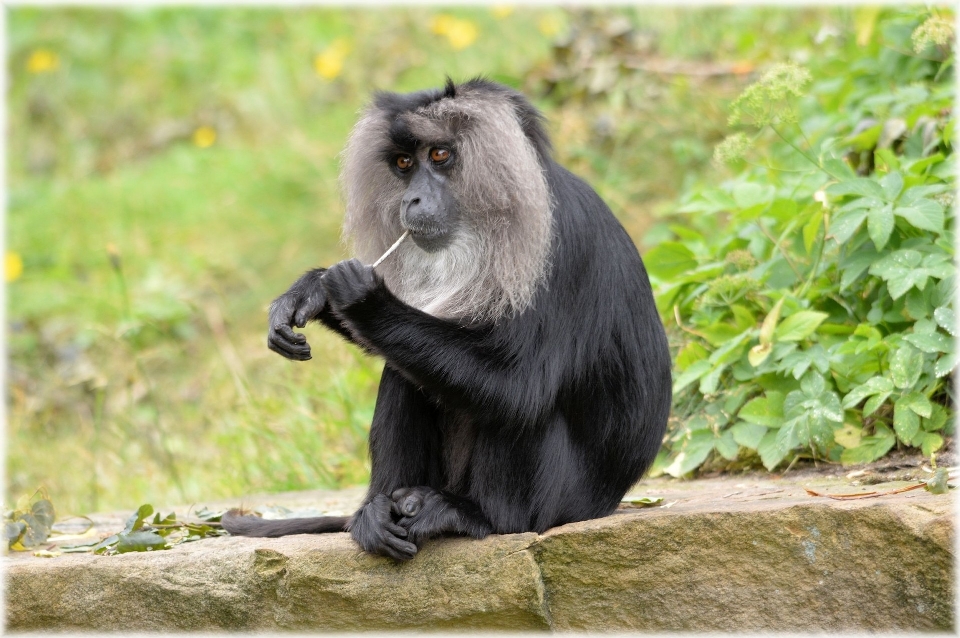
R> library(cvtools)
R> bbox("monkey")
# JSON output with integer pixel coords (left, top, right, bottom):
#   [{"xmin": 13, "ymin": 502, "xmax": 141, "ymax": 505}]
[{"xmin": 221, "ymin": 78, "xmax": 672, "ymax": 561}]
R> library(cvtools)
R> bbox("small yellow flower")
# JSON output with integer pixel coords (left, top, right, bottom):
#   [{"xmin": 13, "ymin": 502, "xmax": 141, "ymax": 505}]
[
  {"xmin": 193, "ymin": 126, "xmax": 217, "ymax": 148},
  {"xmin": 537, "ymin": 14, "xmax": 563, "ymax": 38},
  {"xmin": 445, "ymin": 19, "xmax": 478, "ymax": 50},
  {"xmin": 6, "ymin": 252, "xmax": 23, "ymax": 282},
  {"xmin": 430, "ymin": 15, "xmax": 457, "ymax": 36},
  {"xmin": 430, "ymin": 15, "xmax": 478, "ymax": 50},
  {"xmin": 491, "ymin": 6, "xmax": 514, "ymax": 20},
  {"xmin": 314, "ymin": 39, "xmax": 351, "ymax": 80},
  {"xmin": 26, "ymin": 49, "xmax": 59, "ymax": 74}
]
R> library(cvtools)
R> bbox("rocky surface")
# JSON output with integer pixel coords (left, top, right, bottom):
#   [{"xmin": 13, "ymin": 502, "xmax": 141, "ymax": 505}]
[{"xmin": 5, "ymin": 474, "xmax": 954, "ymax": 632}]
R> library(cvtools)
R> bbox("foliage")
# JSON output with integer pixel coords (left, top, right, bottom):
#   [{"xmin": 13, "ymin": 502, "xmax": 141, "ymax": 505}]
[
  {"xmin": 60, "ymin": 504, "xmax": 226, "ymax": 555},
  {"xmin": 4, "ymin": 488, "xmax": 56, "ymax": 550},
  {"xmin": 647, "ymin": 7, "xmax": 955, "ymax": 476}
]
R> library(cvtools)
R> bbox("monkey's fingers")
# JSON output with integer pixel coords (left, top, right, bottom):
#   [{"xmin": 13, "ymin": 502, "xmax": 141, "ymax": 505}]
[
  {"xmin": 275, "ymin": 324, "xmax": 306, "ymax": 344},
  {"xmin": 268, "ymin": 325, "xmax": 312, "ymax": 360},
  {"xmin": 384, "ymin": 521, "xmax": 409, "ymax": 539},
  {"xmin": 293, "ymin": 292, "xmax": 327, "ymax": 328},
  {"xmin": 321, "ymin": 259, "xmax": 379, "ymax": 309},
  {"xmin": 381, "ymin": 533, "xmax": 418, "ymax": 561}
]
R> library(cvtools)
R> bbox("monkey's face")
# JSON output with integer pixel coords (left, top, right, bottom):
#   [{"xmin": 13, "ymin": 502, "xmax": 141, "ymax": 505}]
[
  {"xmin": 342, "ymin": 79, "xmax": 553, "ymax": 322},
  {"xmin": 393, "ymin": 145, "xmax": 461, "ymax": 253}
]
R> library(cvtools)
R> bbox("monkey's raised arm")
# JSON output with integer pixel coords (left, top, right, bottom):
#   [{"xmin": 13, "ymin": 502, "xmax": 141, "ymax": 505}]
[
  {"xmin": 267, "ymin": 267, "xmax": 358, "ymax": 360},
  {"xmin": 322, "ymin": 259, "xmax": 562, "ymax": 425}
]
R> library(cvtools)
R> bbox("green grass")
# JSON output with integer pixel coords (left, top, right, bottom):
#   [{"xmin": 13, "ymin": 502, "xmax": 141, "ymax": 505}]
[{"xmin": 9, "ymin": 6, "xmax": 840, "ymax": 515}]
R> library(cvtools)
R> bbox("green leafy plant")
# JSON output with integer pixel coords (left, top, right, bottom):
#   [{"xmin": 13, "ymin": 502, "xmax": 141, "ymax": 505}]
[
  {"xmin": 61, "ymin": 504, "xmax": 226, "ymax": 555},
  {"xmin": 648, "ymin": 8, "xmax": 955, "ymax": 476},
  {"xmin": 4, "ymin": 488, "xmax": 56, "ymax": 550}
]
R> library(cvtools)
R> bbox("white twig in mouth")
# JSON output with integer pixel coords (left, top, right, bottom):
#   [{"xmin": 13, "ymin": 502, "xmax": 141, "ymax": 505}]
[{"xmin": 371, "ymin": 230, "xmax": 410, "ymax": 268}]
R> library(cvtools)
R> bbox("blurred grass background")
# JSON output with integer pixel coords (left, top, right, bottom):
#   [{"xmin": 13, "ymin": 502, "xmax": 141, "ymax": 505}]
[{"xmin": 8, "ymin": 6, "xmax": 838, "ymax": 515}]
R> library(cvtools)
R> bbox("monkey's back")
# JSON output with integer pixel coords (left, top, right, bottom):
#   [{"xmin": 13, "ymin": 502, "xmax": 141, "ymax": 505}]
[{"xmin": 449, "ymin": 161, "xmax": 672, "ymax": 533}]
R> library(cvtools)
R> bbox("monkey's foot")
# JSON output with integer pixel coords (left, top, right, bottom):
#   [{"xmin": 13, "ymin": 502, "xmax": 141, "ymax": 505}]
[{"xmin": 391, "ymin": 487, "xmax": 492, "ymax": 547}]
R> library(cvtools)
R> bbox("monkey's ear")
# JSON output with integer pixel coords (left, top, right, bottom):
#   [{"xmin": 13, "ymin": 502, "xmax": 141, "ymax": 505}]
[{"xmin": 443, "ymin": 76, "xmax": 457, "ymax": 99}]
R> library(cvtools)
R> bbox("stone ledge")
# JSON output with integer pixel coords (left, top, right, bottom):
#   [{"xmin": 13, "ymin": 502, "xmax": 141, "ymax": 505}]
[{"xmin": 5, "ymin": 476, "xmax": 954, "ymax": 632}]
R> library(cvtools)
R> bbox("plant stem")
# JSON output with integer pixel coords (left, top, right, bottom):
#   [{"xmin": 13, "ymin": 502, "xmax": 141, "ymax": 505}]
[
  {"xmin": 755, "ymin": 221, "xmax": 803, "ymax": 279},
  {"xmin": 770, "ymin": 125, "xmax": 844, "ymax": 181}
]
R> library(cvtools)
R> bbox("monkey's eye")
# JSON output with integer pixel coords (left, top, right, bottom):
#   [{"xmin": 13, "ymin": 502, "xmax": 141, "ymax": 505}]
[
  {"xmin": 396, "ymin": 155, "xmax": 413, "ymax": 170},
  {"xmin": 429, "ymin": 148, "xmax": 451, "ymax": 164}
]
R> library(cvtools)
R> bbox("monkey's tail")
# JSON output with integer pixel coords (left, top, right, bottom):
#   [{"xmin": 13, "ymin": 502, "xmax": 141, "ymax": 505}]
[{"xmin": 221, "ymin": 509, "xmax": 350, "ymax": 537}]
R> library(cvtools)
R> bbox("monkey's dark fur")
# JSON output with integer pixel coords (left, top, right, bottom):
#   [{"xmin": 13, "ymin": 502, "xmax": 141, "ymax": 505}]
[{"xmin": 221, "ymin": 78, "xmax": 672, "ymax": 561}]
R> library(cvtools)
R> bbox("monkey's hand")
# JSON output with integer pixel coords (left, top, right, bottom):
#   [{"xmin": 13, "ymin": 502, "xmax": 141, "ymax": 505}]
[
  {"xmin": 322, "ymin": 259, "xmax": 382, "ymax": 313},
  {"xmin": 267, "ymin": 268, "xmax": 329, "ymax": 361},
  {"xmin": 349, "ymin": 493, "xmax": 418, "ymax": 561}
]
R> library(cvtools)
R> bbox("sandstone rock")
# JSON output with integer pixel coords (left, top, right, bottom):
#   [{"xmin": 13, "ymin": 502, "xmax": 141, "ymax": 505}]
[{"xmin": 5, "ymin": 476, "xmax": 954, "ymax": 631}]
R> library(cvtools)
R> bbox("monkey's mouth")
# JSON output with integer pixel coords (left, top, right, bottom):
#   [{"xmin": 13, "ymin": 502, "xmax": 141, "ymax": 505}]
[{"xmin": 405, "ymin": 226, "xmax": 451, "ymax": 252}]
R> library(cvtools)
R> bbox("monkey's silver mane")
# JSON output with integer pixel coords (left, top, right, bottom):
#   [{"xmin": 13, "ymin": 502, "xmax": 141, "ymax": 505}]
[{"xmin": 340, "ymin": 83, "xmax": 553, "ymax": 324}]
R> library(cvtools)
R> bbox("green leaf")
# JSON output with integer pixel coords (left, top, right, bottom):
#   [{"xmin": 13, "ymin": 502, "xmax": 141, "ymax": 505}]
[
  {"xmin": 894, "ymin": 399, "xmax": 921, "ymax": 442},
  {"xmin": 699, "ymin": 364, "xmax": 725, "ymax": 395},
  {"xmin": 839, "ymin": 426, "xmax": 896, "ymax": 465},
  {"xmin": 730, "ymin": 304, "xmax": 756, "ymax": 333},
  {"xmin": 933, "ymin": 307, "xmax": 956, "ymax": 336},
  {"xmin": 900, "ymin": 183, "xmax": 950, "ymax": 205},
  {"xmin": 748, "ymin": 343, "xmax": 773, "ymax": 368},
  {"xmin": 92, "ymin": 534, "xmax": 120, "ymax": 555},
  {"xmin": 673, "ymin": 360, "xmax": 712, "ymax": 394},
  {"xmin": 867, "ymin": 203, "xmax": 895, "ymax": 250},
  {"xmin": 115, "ymin": 530, "xmax": 168, "ymax": 554},
  {"xmin": 879, "ymin": 171, "xmax": 904, "ymax": 201},
  {"xmin": 919, "ymin": 433, "xmax": 944, "ymax": 457},
  {"xmin": 774, "ymin": 311, "xmax": 829, "ymax": 342},
  {"xmin": 715, "ymin": 430, "xmax": 739, "ymax": 461},
  {"xmin": 799, "ymin": 371, "xmax": 826, "ymax": 398},
  {"xmin": 869, "ymin": 249, "xmax": 937, "ymax": 300},
  {"xmin": 645, "ymin": 242, "xmax": 698, "ymax": 280},
  {"xmin": 843, "ymin": 375, "xmax": 894, "ymax": 409},
  {"xmin": 677, "ymin": 189, "xmax": 736, "ymax": 214},
  {"xmin": 123, "ymin": 504, "xmax": 155, "ymax": 534},
  {"xmin": 826, "ymin": 179, "xmax": 884, "ymax": 199},
  {"xmin": 675, "ymin": 341, "xmax": 710, "ymax": 370},
  {"xmin": 759, "ymin": 297, "xmax": 785, "ymax": 346},
  {"xmin": 904, "ymin": 289, "xmax": 930, "ymax": 321},
  {"xmin": 934, "ymin": 350, "xmax": 958, "ymax": 378},
  {"xmin": 898, "ymin": 391, "xmax": 933, "ymax": 418},
  {"xmin": 4, "ymin": 521, "xmax": 26, "ymax": 547},
  {"xmin": 863, "ymin": 392, "xmax": 888, "ymax": 417},
  {"xmin": 903, "ymin": 331, "xmax": 951, "ymax": 353},
  {"xmin": 840, "ymin": 249, "xmax": 879, "ymax": 290},
  {"xmin": 731, "ymin": 421, "xmax": 767, "ymax": 449},
  {"xmin": 924, "ymin": 467, "xmax": 949, "ymax": 494},
  {"xmin": 889, "ymin": 345, "xmax": 924, "ymax": 389},
  {"xmin": 803, "ymin": 208, "xmax": 824, "ymax": 253},
  {"xmin": 621, "ymin": 496, "xmax": 664, "ymax": 507},
  {"xmin": 777, "ymin": 344, "xmax": 830, "ymax": 379},
  {"xmin": 833, "ymin": 423, "xmax": 862, "ymax": 449},
  {"xmin": 829, "ymin": 208, "xmax": 868, "ymax": 244},
  {"xmin": 894, "ymin": 199, "xmax": 945, "ymax": 233},
  {"xmin": 757, "ymin": 430, "xmax": 788, "ymax": 470},
  {"xmin": 778, "ymin": 414, "xmax": 809, "ymax": 451},
  {"xmin": 663, "ymin": 431, "xmax": 715, "ymax": 477},
  {"xmin": 738, "ymin": 392, "xmax": 785, "ymax": 427},
  {"xmin": 923, "ymin": 404, "xmax": 949, "ymax": 432},
  {"xmin": 732, "ymin": 182, "xmax": 775, "ymax": 209}
]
